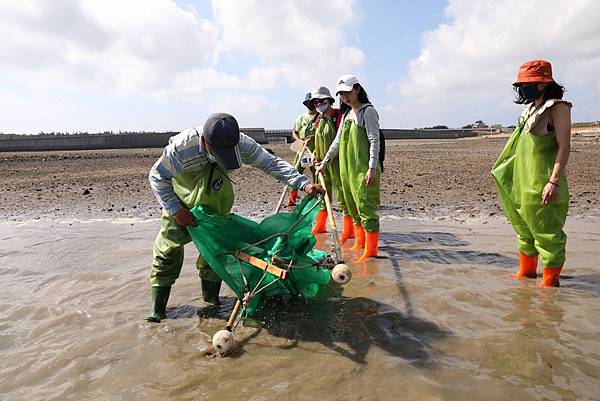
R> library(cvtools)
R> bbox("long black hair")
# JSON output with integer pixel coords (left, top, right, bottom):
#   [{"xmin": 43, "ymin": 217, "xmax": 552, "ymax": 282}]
[
  {"xmin": 340, "ymin": 83, "xmax": 372, "ymax": 114},
  {"xmin": 513, "ymin": 81, "xmax": 565, "ymax": 104}
]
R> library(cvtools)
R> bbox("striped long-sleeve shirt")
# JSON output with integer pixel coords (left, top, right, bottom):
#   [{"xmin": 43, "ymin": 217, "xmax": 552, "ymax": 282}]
[{"xmin": 149, "ymin": 127, "xmax": 309, "ymax": 215}]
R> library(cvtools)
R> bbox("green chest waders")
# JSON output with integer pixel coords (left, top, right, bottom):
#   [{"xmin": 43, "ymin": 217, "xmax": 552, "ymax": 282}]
[
  {"xmin": 298, "ymin": 116, "xmax": 317, "ymax": 152},
  {"xmin": 314, "ymin": 116, "xmax": 345, "ymax": 213},
  {"xmin": 150, "ymin": 164, "xmax": 234, "ymax": 288},
  {"xmin": 492, "ymin": 118, "xmax": 568, "ymax": 268},
  {"xmin": 292, "ymin": 116, "xmax": 317, "ymax": 169},
  {"xmin": 338, "ymin": 119, "xmax": 381, "ymax": 233},
  {"xmin": 288, "ymin": 116, "xmax": 317, "ymax": 208}
]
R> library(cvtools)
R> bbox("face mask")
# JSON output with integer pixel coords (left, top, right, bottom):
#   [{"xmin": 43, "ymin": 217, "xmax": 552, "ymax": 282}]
[
  {"xmin": 519, "ymin": 84, "xmax": 542, "ymax": 103},
  {"xmin": 316, "ymin": 103, "xmax": 330, "ymax": 114}
]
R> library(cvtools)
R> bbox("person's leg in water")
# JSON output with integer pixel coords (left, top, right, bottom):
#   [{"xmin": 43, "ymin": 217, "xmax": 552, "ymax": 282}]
[
  {"xmin": 514, "ymin": 221, "xmax": 538, "ymax": 279},
  {"xmin": 146, "ymin": 211, "xmax": 188, "ymax": 322},
  {"xmin": 197, "ymin": 254, "xmax": 222, "ymax": 304},
  {"xmin": 527, "ymin": 202, "xmax": 568, "ymax": 287}
]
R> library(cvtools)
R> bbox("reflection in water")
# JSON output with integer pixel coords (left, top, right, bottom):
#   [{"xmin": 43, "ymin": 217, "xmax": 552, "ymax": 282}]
[{"xmin": 478, "ymin": 288, "xmax": 576, "ymax": 398}]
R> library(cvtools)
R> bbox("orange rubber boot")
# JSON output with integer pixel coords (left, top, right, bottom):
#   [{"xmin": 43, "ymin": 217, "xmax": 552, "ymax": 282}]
[
  {"xmin": 338, "ymin": 215, "xmax": 355, "ymax": 244},
  {"xmin": 539, "ymin": 267, "xmax": 562, "ymax": 287},
  {"xmin": 513, "ymin": 252, "xmax": 538, "ymax": 279},
  {"xmin": 311, "ymin": 210, "xmax": 328, "ymax": 234},
  {"xmin": 355, "ymin": 231, "xmax": 378, "ymax": 263},
  {"xmin": 287, "ymin": 190, "xmax": 298, "ymax": 206},
  {"xmin": 351, "ymin": 225, "xmax": 365, "ymax": 250}
]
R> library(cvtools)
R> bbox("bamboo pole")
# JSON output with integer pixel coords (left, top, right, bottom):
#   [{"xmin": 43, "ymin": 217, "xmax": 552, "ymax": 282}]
[
  {"xmin": 317, "ymin": 171, "xmax": 343, "ymax": 261},
  {"xmin": 273, "ymin": 186, "xmax": 288, "ymax": 214},
  {"xmin": 226, "ymin": 300, "xmax": 242, "ymax": 331},
  {"xmin": 274, "ymin": 142, "xmax": 307, "ymax": 213}
]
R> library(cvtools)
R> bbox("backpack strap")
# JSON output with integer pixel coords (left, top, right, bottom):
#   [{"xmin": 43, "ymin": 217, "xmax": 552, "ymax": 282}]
[
  {"xmin": 359, "ymin": 104, "xmax": 374, "ymax": 128},
  {"xmin": 358, "ymin": 104, "xmax": 385, "ymax": 172}
]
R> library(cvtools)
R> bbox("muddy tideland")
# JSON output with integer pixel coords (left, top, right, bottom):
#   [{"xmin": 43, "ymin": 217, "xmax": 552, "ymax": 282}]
[
  {"xmin": 1, "ymin": 136, "xmax": 600, "ymax": 400},
  {"xmin": 1, "ymin": 136, "xmax": 599, "ymax": 221}
]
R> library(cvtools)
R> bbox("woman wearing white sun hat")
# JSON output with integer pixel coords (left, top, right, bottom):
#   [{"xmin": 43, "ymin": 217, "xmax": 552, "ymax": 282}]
[{"xmin": 315, "ymin": 74, "xmax": 382, "ymax": 263}]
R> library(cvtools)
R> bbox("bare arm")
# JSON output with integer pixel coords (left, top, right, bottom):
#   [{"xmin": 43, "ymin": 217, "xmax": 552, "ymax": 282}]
[
  {"xmin": 541, "ymin": 102, "xmax": 571, "ymax": 204},
  {"xmin": 549, "ymin": 102, "xmax": 571, "ymax": 182}
]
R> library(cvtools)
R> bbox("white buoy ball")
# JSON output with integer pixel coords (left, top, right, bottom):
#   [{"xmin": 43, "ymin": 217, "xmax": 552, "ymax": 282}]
[
  {"xmin": 331, "ymin": 263, "xmax": 352, "ymax": 285},
  {"xmin": 212, "ymin": 330, "xmax": 236, "ymax": 356}
]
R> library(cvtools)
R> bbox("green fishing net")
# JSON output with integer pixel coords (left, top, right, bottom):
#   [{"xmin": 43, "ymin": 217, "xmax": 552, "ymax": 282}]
[{"xmin": 187, "ymin": 196, "xmax": 332, "ymax": 316}]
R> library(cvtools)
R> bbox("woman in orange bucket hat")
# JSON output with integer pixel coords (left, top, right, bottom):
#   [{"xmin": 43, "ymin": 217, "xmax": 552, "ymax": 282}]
[{"xmin": 492, "ymin": 60, "xmax": 572, "ymax": 287}]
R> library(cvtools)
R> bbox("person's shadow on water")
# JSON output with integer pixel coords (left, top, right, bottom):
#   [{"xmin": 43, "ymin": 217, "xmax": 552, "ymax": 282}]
[
  {"xmin": 236, "ymin": 293, "xmax": 450, "ymax": 367},
  {"xmin": 170, "ymin": 230, "xmax": 518, "ymax": 363},
  {"xmin": 170, "ymin": 285, "xmax": 449, "ymax": 366}
]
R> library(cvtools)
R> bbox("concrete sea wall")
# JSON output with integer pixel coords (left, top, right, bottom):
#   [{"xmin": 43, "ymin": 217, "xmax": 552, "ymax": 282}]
[
  {"xmin": 0, "ymin": 128, "xmax": 477, "ymax": 152},
  {"xmin": 572, "ymin": 122, "xmax": 600, "ymax": 134}
]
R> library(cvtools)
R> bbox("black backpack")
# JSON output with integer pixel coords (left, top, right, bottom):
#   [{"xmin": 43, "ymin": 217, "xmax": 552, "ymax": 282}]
[{"xmin": 377, "ymin": 128, "xmax": 386, "ymax": 172}]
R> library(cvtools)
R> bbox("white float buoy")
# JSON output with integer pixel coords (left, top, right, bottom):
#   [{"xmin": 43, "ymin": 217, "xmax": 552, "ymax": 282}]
[
  {"xmin": 331, "ymin": 263, "xmax": 352, "ymax": 284},
  {"xmin": 212, "ymin": 329, "xmax": 236, "ymax": 356}
]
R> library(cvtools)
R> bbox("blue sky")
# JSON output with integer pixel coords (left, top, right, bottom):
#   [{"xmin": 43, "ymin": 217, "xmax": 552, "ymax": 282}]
[{"xmin": 0, "ymin": 0, "xmax": 598, "ymax": 134}]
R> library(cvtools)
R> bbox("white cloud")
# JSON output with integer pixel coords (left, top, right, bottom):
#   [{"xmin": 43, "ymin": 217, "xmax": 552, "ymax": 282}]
[
  {"xmin": 0, "ymin": 0, "xmax": 364, "ymax": 132},
  {"xmin": 0, "ymin": 0, "xmax": 222, "ymax": 95},
  {"xmin": 212, "ymin": 0, "xmax": 364, "ymax": 89},
  {"xmin": 213, "ymin": 92, "xmax": 275, "ymax": 116},
  {"xmin": 385, "ymin": 0, "xmax": 600, "ymax": 127},
  {"xmin": 0, "ymin": 0, "xmax": 363, "ymax": 97}
]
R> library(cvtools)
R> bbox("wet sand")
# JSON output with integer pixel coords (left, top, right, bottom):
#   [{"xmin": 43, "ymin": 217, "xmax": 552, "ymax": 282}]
[{"xmin": 1, "ymin": 135, "xmax": 600, "ymax": 400}]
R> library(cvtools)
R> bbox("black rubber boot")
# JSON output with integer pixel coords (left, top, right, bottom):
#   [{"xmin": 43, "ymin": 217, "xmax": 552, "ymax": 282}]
[
  {"xmin": 144, "ymin": 286, "xmax": 171, "ymax": 323},
  {"xmin": 201, "ymin": 279, "xmax": 222, "ymax": 305}
]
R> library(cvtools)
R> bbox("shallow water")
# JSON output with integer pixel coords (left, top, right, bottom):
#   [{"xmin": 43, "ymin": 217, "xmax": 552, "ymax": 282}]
[{"xmin": 1, "ymin": 215, "xmax": 599, "ymax": 400}]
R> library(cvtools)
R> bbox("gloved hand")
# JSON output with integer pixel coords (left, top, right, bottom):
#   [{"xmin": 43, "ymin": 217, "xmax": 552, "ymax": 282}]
[
  {"xmin": 174, "ymin": 208, "xmax": 197, "ymax": 227},
  {"xmin": 304, "ymin": 183, "xmax": 326, "ymax": 196}
]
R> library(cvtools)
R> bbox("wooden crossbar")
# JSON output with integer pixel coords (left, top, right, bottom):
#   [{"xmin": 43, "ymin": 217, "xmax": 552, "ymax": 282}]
[{"xmin": 234, "ymin": 251, "xmax": 288, "ymax": 279}]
